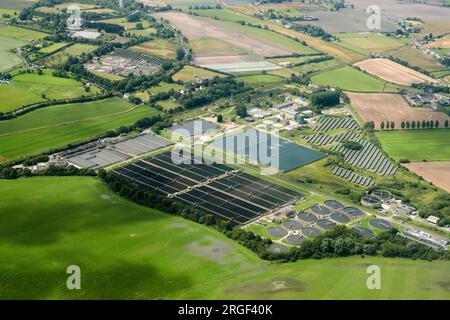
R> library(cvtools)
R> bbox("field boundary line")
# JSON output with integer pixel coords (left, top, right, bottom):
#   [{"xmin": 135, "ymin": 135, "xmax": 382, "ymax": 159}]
[{"xmin": 0, "ymin": 106, "xmax": 140, "ymax": 138}]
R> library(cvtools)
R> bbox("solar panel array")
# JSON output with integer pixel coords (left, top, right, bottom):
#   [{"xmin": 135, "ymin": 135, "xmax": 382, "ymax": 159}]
[
  {"xmin": 113, "ymin": 152, "xmax": 302, "ymax": 224},
  {"xmin": 313, "ymin": 116, "xmax": 359, "ymax": 132},
  {"xmin": 304, "ymin": 130, "xmax": 361, "ymax": 146},
  {"xmin": 331, "ymin": 139, "xmax": 397, "ymax": 176},
  {"xmin": 330, "ymin": 165, "xmax": 375, "ymax": 186}
]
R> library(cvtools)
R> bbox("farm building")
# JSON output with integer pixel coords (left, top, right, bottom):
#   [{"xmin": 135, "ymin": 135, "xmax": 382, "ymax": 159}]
[
  {"xmin": 427, "ymin": 215, "xmax": 440, "ymax": 225},
  {"xmin": 280, "ymin": 106, "xmax": 300, "ymax": 120}
]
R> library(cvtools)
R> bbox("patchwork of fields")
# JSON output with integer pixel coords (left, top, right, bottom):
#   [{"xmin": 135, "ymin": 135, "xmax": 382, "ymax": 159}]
[{"xmin": 0, "ymin": 98, "xmax": 160, "ymax": 163}]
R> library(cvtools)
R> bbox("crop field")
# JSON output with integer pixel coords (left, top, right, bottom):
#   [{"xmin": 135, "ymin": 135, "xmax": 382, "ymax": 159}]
[
  {"xmin": 295, "ymin": 7, "xmax": 397, "ymax": 33},
  {"xmin": 1, "ymin": 177, "xmax": 449, "ymax": 299},
  {"xmin": 0, "ymin": 70, "xmax": 94, "ymax": 113},
  {"xmin": 172, "ymin": 65, "xmax": 224, "ymax": 82},
  {"xmin": 347, "ymin": 0, "xmax": 450, "ymax": 20},
  {"xmin": 189, "ymin": 8, "xmax": 262, "ymax": 25},
  {"xmin": 311, "ymin": 66, "xmax": 387, "ymax": 92},
  {"xmin": 0, "ymin": 98, "xmax": 160, "ymax": 163},
  {"xmin": 346, "ymin": 92, "xmax": 450, "ymax": 130},
  {"xmin": 44, "ymin": 44, "xmax": 99, "ymax": 67},
  {"xmin": 389, "ymin": 47, "xmax": 447, "ymax": 72},
  {"xmin": 426, "ymin": 35, "xmax": 450, "ymax": 49},
  {"xmin": 377, "ymin": 130, "xmax": 450, "ymax": 162},
  {"xmin": 130, "ymin": 39, "xmax": 176, "ymax": 59},
  {"xmin": 354, "ymin": 58, "xmax": 437, "ymax": 86},
  {"xmin": 153, "ymin": 11, "xmax": 316, "ymax": 65},
  {"xmin": 190, "ymin": 38, "xmax": 251, "ymax": 59},
  {"xmin": 335, "ymin": 33, "xmax": 409, "ymax": 55},
  {"xmin": 403, "ymin": 162, "xmax": 450, "ymax": 194}
]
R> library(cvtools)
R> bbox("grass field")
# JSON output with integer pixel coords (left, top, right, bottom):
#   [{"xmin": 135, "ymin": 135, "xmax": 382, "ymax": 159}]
[
  {"xmin": 0, "ymin": 98, "xmax": 160, "ymax": 163},
  {"xmin": 44, "ymin": 44, "xmax": 99, "ymax": 67},
  {"xmin": 0, "ymin": 25, "xmax": 47, "ymax": 71},
  {"xmin": 99, "ymin": 17, "xmax": 150, "ymax": 30},
  {"xmin": 0, "ymin": 8, "xmax": 18, "ymax": 22},
  {"xmin": 38, "ymin": 42, "xmax": 68, "ymax": 54},
  {"xmin": 172, "ymin": 65, "xmax": 224, "ymax": 82},
  {"xmin": 133, "ymin": 82, "xmax": 183, "ymax": 101},
  {"xmin": 0, "ymin": 0, "xmax": 35, "ymax": 10},
  {"xmin": 311, "ymin": 66, "xmax": 387, "ymax": 92},
  {"xmin": 390, "ymin": 46, "xmax": 447, "ymax": 72},
  {"xmin": 0, "ymin": 70, "xmax": 94, "ymax": 113},
  {"xmin": 236, "ymin": 74, "xmax": 284, "ymax": 84},
  {"xmin": 0, "ymin": 176, "xmax": 448, "ymax": 299},
  {"xmin": 0, "ymin": 36, "xmax": 24, "ymax": 72},
  {"xmin": 130, "ymin": 39, "xmax": 176, "ymax": 59},
  {"xmin": 376, "ymin": 130, "xmax": 450, "ymax": 162},
  {"xmin": 0, "ymin": 25, "xmax": 47, "ymax": 41},
  {"xmin": 292, "ymin": 58, "xmax": 341, "ymax": 73},
  {"xmin": 335, "ymin": 33, "xmax": 409, "ymax": 55}
]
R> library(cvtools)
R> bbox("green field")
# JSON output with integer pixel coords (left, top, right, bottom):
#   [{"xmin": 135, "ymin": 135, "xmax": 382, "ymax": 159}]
[
  {"xmin": 98, "ymin": 17, "xmax": 150, "ymax": 30},
  {"xmin": 311, "ymin": 66, "xmax": 387, "ymax": 92},
  {"xmin": 0, "ymin": 8, "xmax": 18, "ymax": 22},
  {"xmin": 0, "ymin": 26, "xmax": 48, "ymax": 71},
  {"xmin": 44, "ymin": 44, "xmax": 99, "ymax": 67},
  {"xmin": 236, "ymin": 74, "xmax": 284, "ymax": 84},
  {"xmin": 132, "ymin": 82, "xmax": 183, "ymax": 102},
  {"xmin": 0, "ymin": 25, "xmax": 47, "ymax": 42},
  {"xmin": 0, "ymin": 70, "xmax": 95, "ymax": 113},
  {"xmin": 0, "ymin": 176, "xmax": 449, "ymax": 299},
  {"xmin": 335, "ymin": 33, "xmax": 409, "ymax": 55},
  {"xmin": 172, "ymin": 65, "xmax": 224, "ymax": 82},
  {"xmin": 0, "ymin": 35, "xmax": 24, "ymax": 72},
  {"xmin": 0, "ymin": 97, "xmax": 160, "ymax": 163},
  {"xmin": 38, "ymin": 42, "xmax": 68, "ymax": 54},
  {"xmin": 377, "ymin": 130, "xmax": 450, "ymax": 162}
]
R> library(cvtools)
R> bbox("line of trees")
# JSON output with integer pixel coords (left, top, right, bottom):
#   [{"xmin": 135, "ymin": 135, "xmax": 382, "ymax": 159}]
[{"xmin": 380, "ymin": 119, "xmax": 449, "ymax": 130}]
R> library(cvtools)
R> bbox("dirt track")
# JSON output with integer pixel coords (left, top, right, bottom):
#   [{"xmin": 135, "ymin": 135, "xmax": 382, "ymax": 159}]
[
  {"xmin": 403, "ymin": 162, "xmax": 450, "ymax": 194},
  {"xmin": 354, "ymin": 58, "xmax": 437, "ymax": 85},
  {"xmin": 346, "ymin": 92, "xmax": 450, "ymax": 129}
]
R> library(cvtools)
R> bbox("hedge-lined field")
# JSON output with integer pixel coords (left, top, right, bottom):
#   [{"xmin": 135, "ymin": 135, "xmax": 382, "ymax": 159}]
[{"xmin": 0, "ymin": 98, "xmax": 160, "ymax": 163}]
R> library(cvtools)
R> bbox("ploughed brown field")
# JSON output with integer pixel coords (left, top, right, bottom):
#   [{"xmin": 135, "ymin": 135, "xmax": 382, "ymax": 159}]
[
  {"xmin": 346, "ymin": 92, "xmax": 450, "ymax": 130},
  {"xmin": 426, "ymin": 35, "xmax": 450, "ymax": 48},
  {"xmin": 152, "ymin": 11, "xmax": 293, "ymax": 61},
  {"xmin": 354, "ymin": 58, "xmax": 438, "ymax": 85},
  {"xmin": 403, "ymin": 162, "xmax": 450, "ymax": 194}
]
